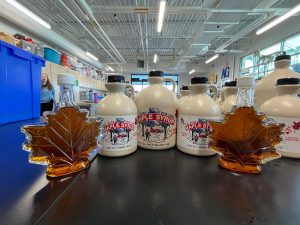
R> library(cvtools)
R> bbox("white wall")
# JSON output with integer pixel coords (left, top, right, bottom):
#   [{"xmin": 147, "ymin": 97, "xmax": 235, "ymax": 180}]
[{"xmin": 206, "ymin": 54, "xmax": 240, "ymax": 86}]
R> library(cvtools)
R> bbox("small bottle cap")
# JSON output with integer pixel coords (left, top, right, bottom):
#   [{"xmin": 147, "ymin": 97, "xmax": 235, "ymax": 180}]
[
  {"xmin": 181, "ymin": 86, "xmax": 189, "ymax": 90},
  {"xmin": 224, "ymin": 81, "xmax": 237, "ymax": 87},
  {"xmin": 107, "ymin": 75, "xmax": 125, "ymax": 83},
  {"xmin": 149, "ymin": 71, "xmax": 164, "ymax": 77},
  {"xmin": 191, "ymin": 77, "xmax": 208, "ymax": 84},
  {"xmin": 275, "ymin": 53, "xmax": 291, "ymax": 62},
  {"xmin": 276, "ymin": 78, "xmax": 300, "ymax": 85},
  {"xmin": 237, "ymin": 76, "xmax": 255, "ymax": 87}
]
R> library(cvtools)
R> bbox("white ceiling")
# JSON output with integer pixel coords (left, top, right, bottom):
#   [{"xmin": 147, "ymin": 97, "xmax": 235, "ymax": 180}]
[{"xmin": 17, "ymin": 0, "xmax": 300, "ymax": 72}]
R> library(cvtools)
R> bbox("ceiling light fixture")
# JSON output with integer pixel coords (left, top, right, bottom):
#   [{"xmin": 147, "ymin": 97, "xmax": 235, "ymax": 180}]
[
  {"xmin": 153, "ymin": 53, "xmax": 158, "ymax": 63},
  {"xmin": 189, "ymin": 69, "xmax": 195, "ymax": 75},
  {"xmin": 256, "ymin": 3, "xmax": 300, "ymax": 35},
  {"xmin": 205, "ymin": 54, "xmax": 219, "ymax": 64},
  {"xmin": 157, "ymin": 0, "xmax": 166, "ymax": 32},
  {"xmin": 191, "ymin": 44, "xmax": 211, "ymax": 46},
  {"xmin": 86, "ymin": 51, "xmax": 98, "ymax": 61},
  {"xmin": 107, "ymin": 66, "xmax": 114, "ymax": 72},
  {"xmin": 204, "ymin": 30, "xmax": 223, "ymax": 33},
  {"xmin": 5, "ymin": 0, "xmax": 51, "ymax": 29}
]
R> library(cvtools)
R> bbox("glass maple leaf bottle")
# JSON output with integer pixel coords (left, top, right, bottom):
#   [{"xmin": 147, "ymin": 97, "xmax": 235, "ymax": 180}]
[
  {"xmin": 21, "ymin": 74, "xmax": 101, "ymax": 177},
  {"xmin": 209, "ymin": 76, "xmax": 283, "ymax": 174},
  {"xmin": 96, "ymin": 75, "xmax": 137, "ymax": 157}
]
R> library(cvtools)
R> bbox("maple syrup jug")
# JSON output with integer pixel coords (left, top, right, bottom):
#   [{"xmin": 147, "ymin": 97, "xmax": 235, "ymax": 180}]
[
  {"xmin": 134, "ymin": 71, "xmax": 177, "ymax": 150},
  {"xmin": 255, "ymin": 53, "xmax": 300, "ymax": 108},
  {"xmin": 178, "ymin": 86, "xmax": 190, "ymax": 104},
  {"xmin": 177, "ymin": 77, "xmax": 221, "ymax": 156},
  {"xmin": 260, "ymin": 78, "xmax": 300, "ymax": 158},
  {"xmin": 220, "ymin": 81, "xmax": 238, "ymax": 114},
  {"xmin": 96, "ymin": 75, "xmax": 137, "ymax": 157}
]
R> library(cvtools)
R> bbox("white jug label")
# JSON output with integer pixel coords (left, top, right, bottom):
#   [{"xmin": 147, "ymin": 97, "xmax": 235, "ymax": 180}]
[
  {"xmin": 137, "ymin": 108, "xmax": 176, "ymax": 147},
  {"xmin": 271, "ymin": 116, "xmax": 300, "ymax": 155},
  {"xmin": 101, "ymin": 115, "xmax": 137, "ymax": 151},
  {"xmin": 177, "ymin": 115, "xmax": 220, "ymax": 151}
]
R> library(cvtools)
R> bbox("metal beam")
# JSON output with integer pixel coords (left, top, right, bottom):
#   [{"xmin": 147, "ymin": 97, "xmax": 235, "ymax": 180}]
[
  {"xmin": 204, "ymin": 21, "xmax": 239, "ymax": 25},
  {"xmin": 110, "ymin": 36, "xmax": 193, "ymax": 40},
  {"xmin": 90, "ymin": 5, "xmax": 287, "ymax": 14}
]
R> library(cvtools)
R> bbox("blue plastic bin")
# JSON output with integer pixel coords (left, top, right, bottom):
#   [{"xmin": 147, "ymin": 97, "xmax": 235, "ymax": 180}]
[
  {"xmin": 44, "ymin": 47, "xmax": 61, "ymax": 64},
  {"xmin": 0, "ymin": 40, "xmax": 45, "ymax": 125}
]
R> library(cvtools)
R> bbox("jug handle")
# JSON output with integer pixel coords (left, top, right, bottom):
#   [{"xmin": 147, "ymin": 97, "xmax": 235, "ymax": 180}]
[
  {"xmin": 208, "ymin": 85, "xmax": 217, "ymax": 101},
  {"xmin": 126, "ymin": 84, "xmax": 135, "ymax": 100},
  {"xmin": 163, "ymin": 78, "xmax": 176, "ymax": 93}
]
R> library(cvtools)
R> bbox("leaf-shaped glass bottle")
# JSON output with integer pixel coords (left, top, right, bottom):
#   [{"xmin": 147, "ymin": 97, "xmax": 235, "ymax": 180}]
[
  {"xmin": 21, "ymin": 74, "xmax": 102, "ymax": 177},
  {"xmin": 209, "ymin": 76, "xmax": 283, "ymax": 173}
]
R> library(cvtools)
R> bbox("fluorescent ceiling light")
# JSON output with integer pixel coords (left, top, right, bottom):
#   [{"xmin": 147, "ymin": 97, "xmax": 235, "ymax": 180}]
[
  {"xmin": 256, "ymin": 3, "xmax": 300, "ymax": 35},
  {"xmin": 204, "ymin": 22, "xmax": 239, "ymax": 25},
  {"xmin": 189, "ymin": 69, "xmax": 195, "ymax": 75},
  {"xmin": 204, "ymin": 30, "xmax": 223, "ymax": 33},
  {"xmin": 157, "ymin": 0, "xmax": 166, "ymax": 32},
  {"xmin": 191, "ymin": 43, "xmax": 211, "ymax": 46},
  {"xmin": 5, "ymin": 0, "xmax": 51, "ymax": 29},
  {"xmin": 205, "ymin": 54, "xmax": 219, "ymax": 64},
  {"xmin": 86, "ymin": 51, "xmax": 98, "ymax": 61},
  {"xmin": 107, "ymin": 66, "xmax": 114, "ymax": 72},
  {"xmin": 153, "ymin": 53, "xmax": 158, "ymax": 63}
]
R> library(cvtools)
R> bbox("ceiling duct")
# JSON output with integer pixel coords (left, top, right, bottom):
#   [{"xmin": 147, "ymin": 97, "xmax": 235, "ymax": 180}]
[{"xmin": 77, "ymin": 0, "xmax": 126, "ymax": 64}]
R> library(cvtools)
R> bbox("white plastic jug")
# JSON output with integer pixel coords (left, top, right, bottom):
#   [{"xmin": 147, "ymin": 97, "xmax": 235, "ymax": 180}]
[
  {"xmin": 96, "ymin": 75, "xmax": 137, "ymax": 157},
  {"xmin": 220, "ymin": 81, "xmax": 238, "ymax": 114},
  {"xmin": 178, "ymin": 86, "xmax": 190, "ymax": 104},
  {"xmin": 255, "ymin": 54, "xmax": 300, "ymax": 108},
  {"xmin": 135, "ymin": 71, "xmax": 177, "ymax": 150},
  {"xmin": 260, "ymin": 78, "xmax": 300, "ymax": 158},
  {"xmin": 177, "ymin": 77, "xmax": 221, "ymax": 156}
]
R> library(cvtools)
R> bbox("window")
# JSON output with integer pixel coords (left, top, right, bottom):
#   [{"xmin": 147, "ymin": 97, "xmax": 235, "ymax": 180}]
[
  {"xmin": 284, "ymin": 33, "xmax": 300, "ymax": 54},
  {"xmin": 260, "ymin": 43, "xmax": 281, "ymax": 56},
  {"xmin": 239, "ymin": 32, "xmax": 300, "ymax": 79},
  {"xmin": 131, "ymin": 74, "xmax": 179, "ymax": 93}
]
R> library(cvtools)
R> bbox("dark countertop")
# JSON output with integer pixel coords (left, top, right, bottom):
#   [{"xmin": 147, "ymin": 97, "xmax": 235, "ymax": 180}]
[{"xmin": 1, "ymin": 120, "xmax": 300, "ymax": 225}]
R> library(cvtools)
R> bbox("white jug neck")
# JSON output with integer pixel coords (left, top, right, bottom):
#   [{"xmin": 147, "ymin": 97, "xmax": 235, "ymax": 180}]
[
  {"xmin": 148, "ymin": 77, "xmax": 164, "ymax": 84},
  {"xmin": 224, "ymin": 87, "xmax": 238, "ymax": 98},
  {"xmin": 274, "ymin": 60, "xmax": 291, "ymax": 69},
  {"xmin": 105, "ymin": 83, "xmax": 126, "ymax": 93},
  {"xmin": 189, "ymin": 84, "xmax": 208, "ymax": 94},
  {"xmin": 276, "ymin": 85, "xmax": 300, "ymax": 96},
  {"xmin": 181, "ymin": 90, "xmax": 190, "ymax": 96}
]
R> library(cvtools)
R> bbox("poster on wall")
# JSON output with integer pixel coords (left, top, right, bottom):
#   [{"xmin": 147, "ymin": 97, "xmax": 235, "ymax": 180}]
[{"xmin": 221, "ymin": 66, "xmax": 230, "ymax": 79}]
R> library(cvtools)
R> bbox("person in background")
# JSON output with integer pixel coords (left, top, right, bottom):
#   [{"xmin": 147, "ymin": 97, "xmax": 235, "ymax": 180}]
[{"xmin": 40, "ymin": 73, "xmax": 56, "ymax": 116}]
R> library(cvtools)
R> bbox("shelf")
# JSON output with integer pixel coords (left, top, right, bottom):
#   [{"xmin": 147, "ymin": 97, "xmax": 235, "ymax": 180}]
[{"xmin": 42, "ymin": 61, "xmax": 106, "ymax": 102}]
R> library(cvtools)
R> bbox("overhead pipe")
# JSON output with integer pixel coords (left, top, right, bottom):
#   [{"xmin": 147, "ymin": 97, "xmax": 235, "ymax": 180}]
[
  {"xmin": 0, "ymin": 0, "xmax": 104, "ymax": 69},
  {"xmin": 57, "ymin": 0, "xmax": 120, "ymax": 65},
  {"xmin": 77, "ymin": 0, "xmax": 126, "ymax": 64},
  {"xmin": 144, "ymin": 14, "xmax": 149, "ymax": 71},
  {"xmin": 135, "ymin": 0, "xmax": 145, "ymax": 59}
]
